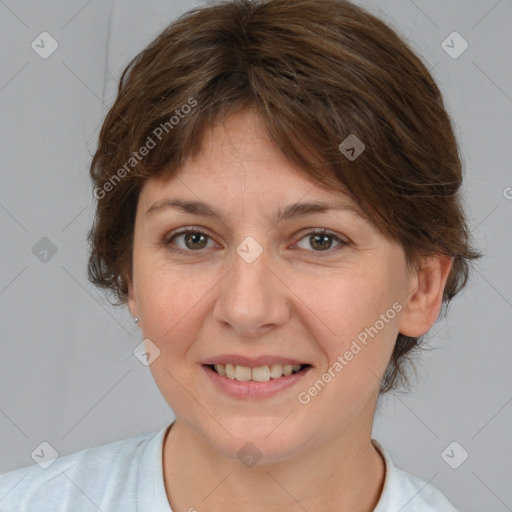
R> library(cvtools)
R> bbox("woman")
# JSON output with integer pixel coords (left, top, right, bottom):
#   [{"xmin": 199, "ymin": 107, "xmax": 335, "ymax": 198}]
[{"xmin": 0, "ymin": 0, "xmax": 480, "ymax": 510}]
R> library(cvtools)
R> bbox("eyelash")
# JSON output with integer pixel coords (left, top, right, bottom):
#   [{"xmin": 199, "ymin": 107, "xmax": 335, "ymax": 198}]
[{"xmin": 163, "ymin": 227, "xmax": 348, "ymax": 257}]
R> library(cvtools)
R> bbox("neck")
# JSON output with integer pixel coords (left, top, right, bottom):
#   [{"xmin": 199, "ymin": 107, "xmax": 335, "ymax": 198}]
[{"xmin": 162, "ymin": 406, "xmax": 385, "ymax": 511}]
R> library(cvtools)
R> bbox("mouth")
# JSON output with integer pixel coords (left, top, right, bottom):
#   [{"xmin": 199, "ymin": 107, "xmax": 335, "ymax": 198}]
[
  {"xmin": 204, "ymin": 363, "xmax": 311, "ymax": 382},
  {"xmin": 201, "ymin": 361, "xmax": 313, "ymax": 399},
  {"xmin": 200, "ymin": 353, "xmax": 314, "ymax": 399}
]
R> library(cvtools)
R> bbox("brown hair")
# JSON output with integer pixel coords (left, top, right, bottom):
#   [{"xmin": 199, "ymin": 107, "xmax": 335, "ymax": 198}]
[{"xmin": 87, "ymin": 0, "xmax": 481, "ymax": 393}]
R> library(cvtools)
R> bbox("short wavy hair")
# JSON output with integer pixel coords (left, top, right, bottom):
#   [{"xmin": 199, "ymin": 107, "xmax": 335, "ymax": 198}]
[{"xmin": 87, "ymin": 0, "xmax": 481, "ymax": 393}]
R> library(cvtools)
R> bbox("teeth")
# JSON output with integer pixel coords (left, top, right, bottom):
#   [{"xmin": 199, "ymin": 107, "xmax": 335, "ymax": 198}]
[
  {"xmin": 270, "ymin": 364, "xmax": 284, "ymax": 378},
  {"xmin": 213, "ymin": 363, "xmax": 303, "ymax": 381},
  {"xmin": 252, "ymin": 366, "xmax": 271, "ymax": 382},
  {"xmin": 234, "ymin": 365, "xmax": 251, "ymax": 381},
  {"xmin": 225, "ymin": 363, "xmax": 236, "ymax": 379},
  {"xmin": 282, "ymin": 364, "xmax": 293, "ymax": 376}
]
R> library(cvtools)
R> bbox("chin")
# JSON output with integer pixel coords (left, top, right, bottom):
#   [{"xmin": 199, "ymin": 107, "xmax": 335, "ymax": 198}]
[{"xmin": 202, "ymin": 415, "xmax": 308, "ymax": 465}]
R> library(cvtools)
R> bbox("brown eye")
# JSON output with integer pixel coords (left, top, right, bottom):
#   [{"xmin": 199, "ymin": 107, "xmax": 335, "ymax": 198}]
[
  {"xmin": 183, "ymin": 232, "xmax": 208, "ymax": 250},
  {"xmin": 166, "ymin": 230, "xmax": 214, "ymax": 252},
  {"xmin": 310, "ymin": 233, "xmax": 334, "ymax": 251},
  {"xmin": 295, "ymin": 230, "xmax": 346, "ymax": 253}
]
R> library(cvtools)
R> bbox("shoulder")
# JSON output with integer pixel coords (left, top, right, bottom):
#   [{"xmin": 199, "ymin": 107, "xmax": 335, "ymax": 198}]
[
  {"xmin": 372, "ymin": 439, "xmax": 458, "ymax": 512},
  {"xmin": 0, "ymin": 428, "xmax": 164, "ymax": 512}
]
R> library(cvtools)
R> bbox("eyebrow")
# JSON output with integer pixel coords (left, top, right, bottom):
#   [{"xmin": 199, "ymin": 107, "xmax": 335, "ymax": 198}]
[{"xmin": 146, "ymin": 198, "xmax": 366, "ymax": 224}]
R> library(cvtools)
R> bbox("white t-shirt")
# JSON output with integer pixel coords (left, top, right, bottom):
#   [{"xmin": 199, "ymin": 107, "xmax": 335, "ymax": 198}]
[{"xmin": 0, "ymin": 424, "xmax": 457, "ymax": 511}]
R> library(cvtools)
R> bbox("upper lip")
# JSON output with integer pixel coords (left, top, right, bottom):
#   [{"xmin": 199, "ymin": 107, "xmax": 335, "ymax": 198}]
[{"xmin": 202, "ymin": 354, "xmax": 311, "ymax": 367}]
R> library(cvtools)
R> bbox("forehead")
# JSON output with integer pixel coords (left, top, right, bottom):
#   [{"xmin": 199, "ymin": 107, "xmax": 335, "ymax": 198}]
[{"xmin": 139, "ymin": 109, "xmax": 362, "ymax": 215}]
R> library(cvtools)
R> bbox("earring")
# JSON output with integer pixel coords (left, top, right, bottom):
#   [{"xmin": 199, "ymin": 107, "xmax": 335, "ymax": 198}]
[{"xmin": 134, "ymin": 317, "xmax": 140, "ymax": 324}]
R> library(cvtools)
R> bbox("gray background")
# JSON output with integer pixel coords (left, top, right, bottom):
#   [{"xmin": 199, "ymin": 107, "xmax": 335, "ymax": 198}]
[{"xmin": 1, "ymin": 0, "xmax": 511, "ymax": 510}]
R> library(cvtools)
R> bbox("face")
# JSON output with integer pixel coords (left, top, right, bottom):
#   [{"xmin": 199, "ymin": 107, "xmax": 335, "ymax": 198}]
[{"xmin": 127, "ymin": 109, "xmax": 418, "ymax": 462}]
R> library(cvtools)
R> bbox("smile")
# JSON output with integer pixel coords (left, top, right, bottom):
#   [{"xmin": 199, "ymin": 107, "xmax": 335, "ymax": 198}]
[
  {"xmin": 201, "ymin": 362, "xmax": 312, "ymax": 399},
  {"xmin": 209, "ymin": 363, "xmax": 307, "ymax": 381}
]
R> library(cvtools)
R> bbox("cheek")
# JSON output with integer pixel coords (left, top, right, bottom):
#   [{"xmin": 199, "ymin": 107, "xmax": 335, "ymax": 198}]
[
  {"xmin": 314, "ymin": 271, "xmax": 398, "ymax": 342},
  {"xmin": 135, "ymin": 261, "xmax": 220, "ymax": 348},
  {"xmin": 298, "ymin": 278, "xmax": 400, "ymax": 418},
  {"xmin": 309, "ymin": 269, "xmax": 402, "ymax": 391}
]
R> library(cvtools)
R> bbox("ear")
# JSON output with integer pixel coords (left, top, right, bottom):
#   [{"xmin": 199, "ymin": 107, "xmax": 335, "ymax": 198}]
[
  {"xmin": 125, "ymin": 270, "xmax": 139, "ymax": 321},
  {"xmin": 398, "ymin": 254, "xmax": 453, "ymax": 337}
]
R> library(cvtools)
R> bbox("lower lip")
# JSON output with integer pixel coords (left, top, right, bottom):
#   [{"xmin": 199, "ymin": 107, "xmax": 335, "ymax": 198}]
[{"xmin": 202, "ymin": 364, "xmax": 311, "ymax": 399}]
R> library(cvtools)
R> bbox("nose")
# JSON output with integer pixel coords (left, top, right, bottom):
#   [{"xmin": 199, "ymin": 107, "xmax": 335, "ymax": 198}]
[{"xmin": 212, "ymin": 243, "xmax": 291, "ymax": 338}]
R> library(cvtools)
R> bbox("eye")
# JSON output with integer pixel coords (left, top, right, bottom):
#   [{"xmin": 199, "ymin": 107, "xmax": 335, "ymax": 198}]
[
  {"xmin": 294, "ymin": 229, "xmax": 347, "ymax": 253},
  {"xmin": 165, "ymin": 228, "xmax": 216, "ymax": 252},
  {"xmin": 164, "ymin": 227, "xmax": 347, "ymax": 255}
]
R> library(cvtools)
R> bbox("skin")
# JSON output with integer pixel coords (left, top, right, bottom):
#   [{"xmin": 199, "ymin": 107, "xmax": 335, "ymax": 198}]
[{"xmin": 127, "ymin": 109, "xmax": 453, "ymax": 512}]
